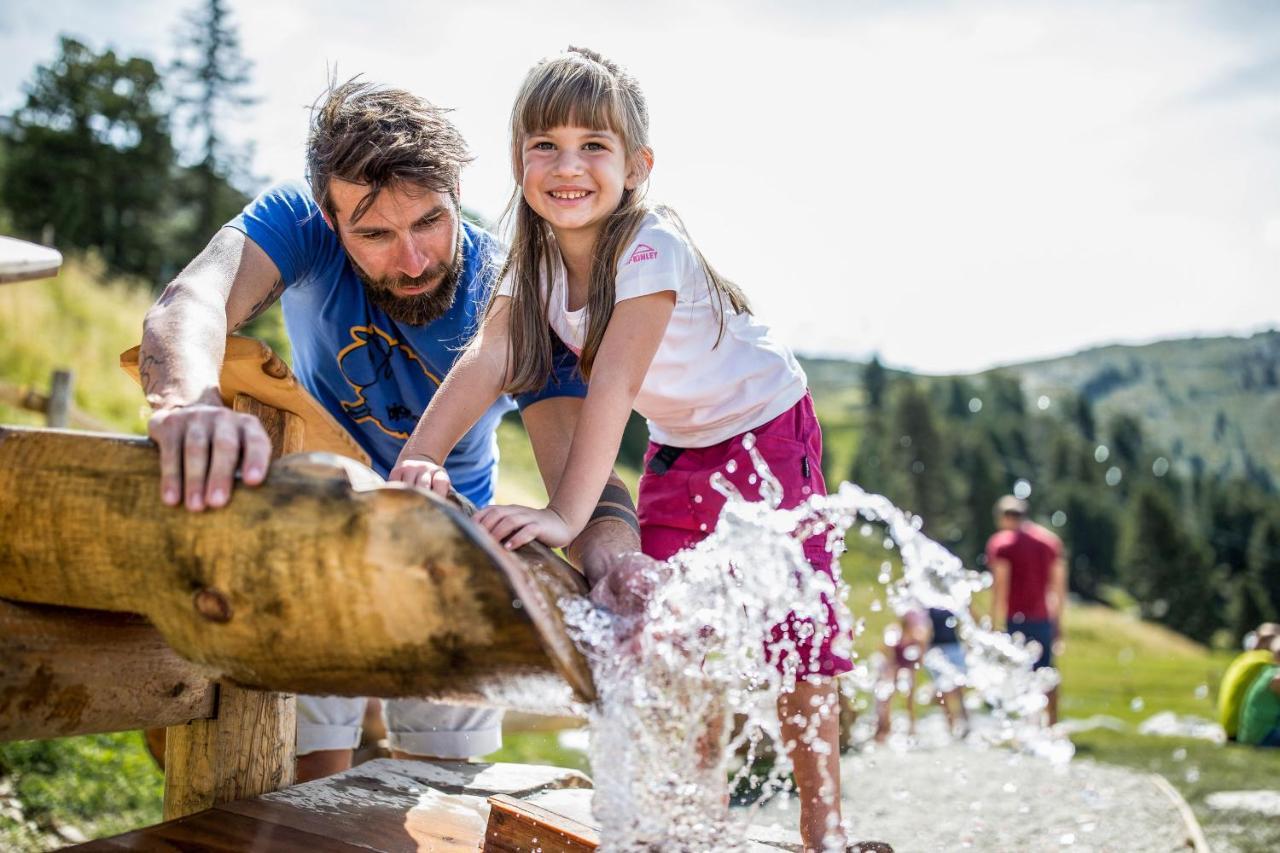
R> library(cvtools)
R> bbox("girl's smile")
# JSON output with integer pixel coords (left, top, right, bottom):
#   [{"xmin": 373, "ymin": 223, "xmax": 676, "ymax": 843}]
[{"xmin": 520, "ymin": 125, "xmax": 636, "ymax": 238}]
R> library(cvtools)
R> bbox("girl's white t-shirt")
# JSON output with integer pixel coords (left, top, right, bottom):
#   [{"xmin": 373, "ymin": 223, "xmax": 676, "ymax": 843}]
[{"xmin": 501, "ymin": 211, "xmax": 807, "ymax": 448}]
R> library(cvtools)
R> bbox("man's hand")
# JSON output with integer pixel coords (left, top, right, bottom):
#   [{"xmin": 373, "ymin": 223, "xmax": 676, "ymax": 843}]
[
  {"xmin": 389, "ymin": 454, "xmax": 452, "ymax": 496},
  {"xmin": 147, "ymin": 403, "xmax": 272, "ymax": 511},
  {"xmin": 588, "ymin": 550, "xmax": 667, "ymax": 619},
  {"xmin": 474, "ymin": 504, "xmax": 573, "ymax": 550}
]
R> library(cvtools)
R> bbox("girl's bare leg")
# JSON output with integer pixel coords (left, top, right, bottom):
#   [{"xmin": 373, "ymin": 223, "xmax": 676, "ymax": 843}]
[{"xmin": 779, "ymin": 678, "xmax": 845, "ymax": 852}]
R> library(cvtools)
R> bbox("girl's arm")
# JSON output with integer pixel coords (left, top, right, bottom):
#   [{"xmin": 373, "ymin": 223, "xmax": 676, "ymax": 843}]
[
  {"xmin": 476, "ymin": 290, "xmax": 675, "ymax": 548},
  {"xmin": 389, "ymin": 296, "xmax": 514, "ymax": 494}
]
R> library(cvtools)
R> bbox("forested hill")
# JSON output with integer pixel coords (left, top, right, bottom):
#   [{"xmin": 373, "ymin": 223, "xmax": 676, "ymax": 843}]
[
  {"xmin": 1008, "ymin": 330, "xmax": 1280, "ymax": 489},
  {"xmin": 797, "ymin": 331, "xmax": 1280, "ymax": 647},
  {"xmin": 802, "ymin": 328, "xmax": 1280, "ymax": 489}
]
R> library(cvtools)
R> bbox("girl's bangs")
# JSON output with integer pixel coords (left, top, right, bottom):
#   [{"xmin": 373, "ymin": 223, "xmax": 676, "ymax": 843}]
[{"xmin": 517, "ymin": 66, "xmax": 624, "ymax": 138}]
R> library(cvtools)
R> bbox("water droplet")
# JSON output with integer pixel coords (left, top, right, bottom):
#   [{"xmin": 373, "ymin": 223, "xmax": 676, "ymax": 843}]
[
  {"xmin": 1171, "ymin": 748, "xmax": 1187, "ymax": 762},
  {"xmin": 1094, "ymin": 444, "xmax": 1110, "ymax": 463},
  {"xmin": 1013, "ymin": 479, "xmax": 1032, "ymax": 499},
  {"xmin": 1194, "ymin": 684, "xmax": 1209, "ymax": 700},
  {"xmin": 1130, "ymin": 697, "xmax": 1145, "ymax": 712},
  {"xmin": 1105, "ymin": 466, "xmax": 1122, "ymax": 486},
  {"xmin": 1051, "ymin": 510, "xmax": 1067, "ymax": 527},
  {"xmin": 698, "ymin": 522, "xmax": 707, "ymax": 531},
  {"xmin": 1152, "ymin": 456, "xmax": 1170, "ymax": 477},
  {"xmin": 870, "ymin": 599, "xmax": 883, "ymax": 612},
  {"xmin": 1059, "ymin": 832, "xmax": 1075, "ymax": 846},
  {"xmin": 1037, "ymin": 395, "xmax": 1051, "ymax": 410},
  {"xmin": 693, "ymin": 493, "xmax": 703, "ymax": 503},
  {"xmin": 968, "ymin": 397, "xmax": 983, "ymax": 413},
  {"xmin": 748, "ymin": 473, "xmax": 758, "ymax": 485}
]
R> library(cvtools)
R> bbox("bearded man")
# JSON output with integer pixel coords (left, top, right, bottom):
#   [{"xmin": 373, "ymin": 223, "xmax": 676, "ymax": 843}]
[{"xmin": 139, "ymin": 80, "xmax": 640, "ymax": 781}]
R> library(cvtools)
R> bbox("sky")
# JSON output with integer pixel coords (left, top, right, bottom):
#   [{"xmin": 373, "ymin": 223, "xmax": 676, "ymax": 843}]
[{"xmin": 2, "ymin": 0, "xmax": 1278, "ymax": 374}]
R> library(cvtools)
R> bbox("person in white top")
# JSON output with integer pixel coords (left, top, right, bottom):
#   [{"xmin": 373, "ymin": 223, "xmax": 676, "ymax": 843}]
[{"xmin": 392, "ymin": 48, "xmax": 854, "ymax": 852}]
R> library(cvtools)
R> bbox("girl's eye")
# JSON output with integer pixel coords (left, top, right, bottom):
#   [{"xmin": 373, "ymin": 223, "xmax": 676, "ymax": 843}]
[
  {"xmin": 532, "ymin": 141, "xmax": 555, "ymax": 151},
  {"xmin": 583, "ymin": 142, "xmax": 605, "ymax": 151}
]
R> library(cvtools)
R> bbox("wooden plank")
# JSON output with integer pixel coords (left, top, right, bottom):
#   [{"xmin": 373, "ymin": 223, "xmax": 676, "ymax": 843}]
[
  {"xmin": 216, "ymin": 758, "xmax": 592, "ymax": 853},
  {"xmin": 484, "ymin": 793, "xmax": 599, "ymax": 852},
  {"xmin": 0, "ymin": 426, "xmax": 594, "ymax": 708},
  {"xmin": 65, "ymin": 805, "xmax": 368, "ymax": 851},
  {"xmin": 163, "ymin": 684, "xmax": 296, "ymax": 819},
  {"xmin": 120, "ymin": 335, "xmax": 370, "ymax": 464},
  {"xmin": 0, "ymin": 599, "xmax": 215, "ymax": 740}
]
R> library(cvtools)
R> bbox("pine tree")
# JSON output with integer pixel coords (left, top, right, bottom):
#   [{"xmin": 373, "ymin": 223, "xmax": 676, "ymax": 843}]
[
  {"xmin": 1118, "ymin": 485, "xmax": 1219, "ymax": 641},
  {"xmin": 863, "ymin": 354, "xmax": 887, "ymax": 412},
  {"xmin": 171, "ymin": 0, "xmax": 256, "ymax": 243}
]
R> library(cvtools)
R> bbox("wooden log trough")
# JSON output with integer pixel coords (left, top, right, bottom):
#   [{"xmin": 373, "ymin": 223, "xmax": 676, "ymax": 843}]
[
  {"xmin": 0, "ymin": 334, "xmax": 602, "ymax": 841},
  {"xmin": 0, "ymin": 425, "xmax": 594, "ymax": 710}
]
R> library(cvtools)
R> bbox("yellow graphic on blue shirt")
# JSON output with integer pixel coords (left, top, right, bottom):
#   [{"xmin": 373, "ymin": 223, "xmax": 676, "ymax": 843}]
[{"xmin": 336, "ymin": 325, "xmax": 441, "ymax": 439}]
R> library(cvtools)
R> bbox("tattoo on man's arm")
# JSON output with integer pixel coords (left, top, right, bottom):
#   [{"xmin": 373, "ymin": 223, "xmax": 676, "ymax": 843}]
[
  {"xmin": 138, "ymin": 353, "xmax": 159, "ymax": 396},
  {"xmin": 589, "ymin": 480, "xmax": 640, "ymax": 534},
  {"xmin": 231, "ymin": 279, "xmax": 284, "ymax": 332}
]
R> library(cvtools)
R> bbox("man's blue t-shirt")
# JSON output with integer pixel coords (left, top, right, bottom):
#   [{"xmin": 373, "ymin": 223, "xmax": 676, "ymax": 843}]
[{"xmin": 229, "ymin": 181, "xmax": 585, "ymax": 506}]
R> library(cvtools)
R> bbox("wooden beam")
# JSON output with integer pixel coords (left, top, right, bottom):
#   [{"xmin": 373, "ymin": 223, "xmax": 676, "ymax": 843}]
[
  {"xmin": 0, "ymin": 599, "xmax": 215, "ymax": 740},
  {"xmin": 0, "ymin": 426, "xmax": 595, "ymax": 709},
  {"xmin": 484, "ymin": 794, "xmax": 599, "ymax": 852},
  {"xmin": 163, "ymin": 684, "xmax": 296, "ymax": 820}
]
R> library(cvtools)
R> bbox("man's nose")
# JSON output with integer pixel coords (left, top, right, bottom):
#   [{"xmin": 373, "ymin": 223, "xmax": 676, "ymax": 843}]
[{"xmin": 396, "ymin": 236, "xmax": 429, "ymax": 277}]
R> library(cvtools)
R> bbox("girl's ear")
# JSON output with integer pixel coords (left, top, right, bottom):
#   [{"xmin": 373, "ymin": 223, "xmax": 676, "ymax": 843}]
[{"xmin": 625, "ymin": 147, "xmax": 655, "ymax": 190}]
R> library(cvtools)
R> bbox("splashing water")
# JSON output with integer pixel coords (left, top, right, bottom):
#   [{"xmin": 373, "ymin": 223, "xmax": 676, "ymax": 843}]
[{"xmin": 561, "ymin": 436, "xmax": 1062, "ymax": 851}]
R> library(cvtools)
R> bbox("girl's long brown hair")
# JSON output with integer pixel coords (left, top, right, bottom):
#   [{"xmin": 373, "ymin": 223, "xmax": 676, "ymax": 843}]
[{"xmin": 496, "ymin": 47, "xmax": 750, "ymax": 394}]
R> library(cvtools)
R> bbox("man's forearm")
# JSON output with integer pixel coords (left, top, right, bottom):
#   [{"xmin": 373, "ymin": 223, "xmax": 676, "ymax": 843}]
[
  {"xmin": 566, "ymin": 474, "xmax": 640, "ymax": 588},
  {"xmin": 140, "ymin": 285, "xmax": 229, "ymax": 410}
]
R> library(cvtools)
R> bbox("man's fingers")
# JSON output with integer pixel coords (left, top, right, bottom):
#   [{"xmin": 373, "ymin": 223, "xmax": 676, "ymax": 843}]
[
  {"xmin": 149, "ymin": 414, "xmax": 183, "ymax": 507},
  {"xmin": 182, "ymin": 423, "xmax": 211, "ymax": 511},
  {"xmin": 239, "ymin": 416, "xmax": 272, "ymax": 485},
  {"xmin": 203, "ymin": 417, "xmax": 241, "ymax": 508}
]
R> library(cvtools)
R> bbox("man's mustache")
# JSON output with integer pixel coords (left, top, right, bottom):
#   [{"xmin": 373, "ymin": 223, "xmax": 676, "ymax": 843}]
[{"xmin": 365, "ymin": 262, "xmax": 450, "ymax": 294}]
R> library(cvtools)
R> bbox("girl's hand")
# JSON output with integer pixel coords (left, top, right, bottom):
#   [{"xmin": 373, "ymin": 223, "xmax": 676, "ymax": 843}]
[
  {"xmin": 475, "ymin": 504, "xmax": 573, "ymax": 550},
  {"xmin": 389, "ymin": 454, "xmax": 452, "ymax": 496}
]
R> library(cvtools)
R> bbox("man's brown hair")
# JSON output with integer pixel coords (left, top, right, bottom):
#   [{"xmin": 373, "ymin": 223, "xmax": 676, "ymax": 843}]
[{"xmin": 306, "ymin": 78, "xmax": 473, "ymax": 223}]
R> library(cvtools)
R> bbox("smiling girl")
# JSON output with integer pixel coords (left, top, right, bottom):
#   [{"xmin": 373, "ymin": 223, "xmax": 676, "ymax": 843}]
[{"xmin": 391, "ymin": 47, "xmax": 853, "ymax": 851}]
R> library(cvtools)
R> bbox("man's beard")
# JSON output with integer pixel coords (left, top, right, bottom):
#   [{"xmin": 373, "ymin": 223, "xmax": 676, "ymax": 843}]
[{"xmin": 352, "ymin": 240, "xmax": 463, "ymax": 326}]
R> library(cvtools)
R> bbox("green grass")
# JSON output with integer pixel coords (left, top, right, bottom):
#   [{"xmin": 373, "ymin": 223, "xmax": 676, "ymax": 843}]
[{"xmin": 0, "ymin": 732, "xmax": 163, "ymax": 850}]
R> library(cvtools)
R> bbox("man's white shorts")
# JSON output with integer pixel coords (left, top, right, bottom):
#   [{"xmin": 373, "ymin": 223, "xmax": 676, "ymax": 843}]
[{"xmin": 297, "ymin": 695, "xmax": 502, "ymax": 759}]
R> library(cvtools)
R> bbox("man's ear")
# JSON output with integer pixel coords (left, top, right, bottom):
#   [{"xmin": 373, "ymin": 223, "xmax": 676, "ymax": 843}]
[
  {"xmin": 625, "ymin": 147, "xmax": 655, "ymax": 190},
  {"xmin": 320, "ymin": 208, "xmax": 336, "ymax": 233}
]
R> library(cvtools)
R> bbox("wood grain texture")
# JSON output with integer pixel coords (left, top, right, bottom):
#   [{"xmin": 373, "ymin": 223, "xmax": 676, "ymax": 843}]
[
  {"xmin": 0, "ymin": 599, "xmax": 215, "ymax": 740},
  {"xmin": 0, "ymin": 426, "xmax": 594, "ymax": 708},
  {"xmin": 121, "ymin": 336, "xmax": 370, "ymax": 464},
  {"xmin": 484, "ymin": 794, "xmax": 599, "ymax": 852},
  {"xmin": 65, "ymin": 805, "xmax": 366, "ymax": 851},
  {"xmin": 163, "ymin": 684, "xmax": 296, "ymax": 820}
]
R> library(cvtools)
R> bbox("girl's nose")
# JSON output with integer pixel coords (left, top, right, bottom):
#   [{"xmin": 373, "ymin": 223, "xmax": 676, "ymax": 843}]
[{"xmin": 552, "ymin": 149, "xmax": 584, "ymax": 176}]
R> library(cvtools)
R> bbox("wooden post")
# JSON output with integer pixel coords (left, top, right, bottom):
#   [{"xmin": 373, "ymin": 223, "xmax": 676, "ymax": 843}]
[
  {"xmin": 484, "ymin": 794, "xmax": 599, "ymax": 852},
  {"xmin": 46, "ymin": 369, "xmax": 72, "ymax": 428},
  {"xmin": 162, "ymin": 395, "xmax": 303, "ymax": 819}
]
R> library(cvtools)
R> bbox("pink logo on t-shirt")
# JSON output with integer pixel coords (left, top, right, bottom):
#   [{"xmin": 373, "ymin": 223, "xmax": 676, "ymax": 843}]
[{"xmin": 626, "ymin": 243, "xmax": 658, "ymax": 264}]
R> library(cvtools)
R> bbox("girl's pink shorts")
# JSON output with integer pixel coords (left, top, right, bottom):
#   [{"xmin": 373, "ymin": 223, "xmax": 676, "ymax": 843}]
[{"xmin": 637, "ymin": 392, "xmax": 852, "ymax": 680}]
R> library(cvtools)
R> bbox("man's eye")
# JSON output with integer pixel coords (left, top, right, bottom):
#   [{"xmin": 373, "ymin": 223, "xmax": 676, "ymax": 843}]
[
  {"xmin": 415, "ymin": 217, "xmax": 440, "ymax": 229},
  {"xmin": 361, "ymin": 232, "xmax": 386, "ymax": 240}
]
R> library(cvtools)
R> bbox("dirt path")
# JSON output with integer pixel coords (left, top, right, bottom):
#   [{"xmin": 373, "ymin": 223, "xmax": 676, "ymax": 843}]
[{"xmin": 756, "ymin": 725, "xmax": 1200, "ymax": 852}]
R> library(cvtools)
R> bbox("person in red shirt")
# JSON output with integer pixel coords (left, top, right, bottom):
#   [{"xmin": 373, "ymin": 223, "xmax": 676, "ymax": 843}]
[{"xmin": 985, "ymin": 495, "xmax": 1068, "ymax": 725}]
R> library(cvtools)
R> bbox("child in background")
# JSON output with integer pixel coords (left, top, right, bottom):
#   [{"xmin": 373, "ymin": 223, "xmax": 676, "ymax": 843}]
[
  {"xmin": 874, "ymin": 609, "xmax": 931, "ymax": 742},
  {"xmin": 391, "ymin": 47, "xmax": 852, "ymax": 852}
]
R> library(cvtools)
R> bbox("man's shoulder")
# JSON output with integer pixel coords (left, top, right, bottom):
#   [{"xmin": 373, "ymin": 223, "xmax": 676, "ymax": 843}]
[{"xmin": 1026, "ymin": 522, "xmax": 1062, "ymax": 551}]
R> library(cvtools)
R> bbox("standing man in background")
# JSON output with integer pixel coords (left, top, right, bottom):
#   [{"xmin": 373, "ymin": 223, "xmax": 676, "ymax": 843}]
[{"xmin": 986, "ymin": 495, "xmax": 1067, "ymax": 725}]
